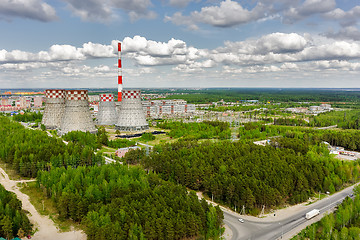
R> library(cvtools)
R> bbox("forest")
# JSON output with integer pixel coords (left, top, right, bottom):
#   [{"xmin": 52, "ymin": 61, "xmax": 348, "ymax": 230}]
[
  {"xmin": 0, "ymin": 185, "xmax": 32, "ymax": 239},
  {"xmin": 163, "ymin": 88, "xmax": 360, "ymax": 103},
  {"xmin": 157, "ymin": 121, "xmax": 231, "ymax": 140},
  {"xmin": 309, "ymin": 110, "xmax": 360, "ymax": 129},
  {"xmin": 293, "ymin": 186, "xmax": 360, "ymax": 240},
  {"xmin": 0, "ymin": 117, "xmax": 103, "ymax": 177},
  {"xmin": 143, "ymin": 139, "xmax": 360, "ymax": 214},
  {"xmin": 239, "ymin": 123, "xmax": 360, "ymax": 152},
  {"xmin": 36, "ymin": 164, "xmax": 223, "ymax": 240}
]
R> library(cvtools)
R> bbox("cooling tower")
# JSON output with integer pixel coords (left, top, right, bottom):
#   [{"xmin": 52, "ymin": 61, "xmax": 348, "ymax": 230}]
[
  {"xmin": 41, "ymin": 89, "xmax": 65, "ymax": 129},
  {"xmin": 115, "ymin": 89, "xmax": 149, "ymax": 131},
  {"xmin": 58, "ymin": 90, "xmax": 97, "ymax": 135},
  {"xmin": 96, "ymin": 94, "xmax": 117, "ymax": 125}
]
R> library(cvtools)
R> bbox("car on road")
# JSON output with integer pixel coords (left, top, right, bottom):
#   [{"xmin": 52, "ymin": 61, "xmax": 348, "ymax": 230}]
[{"xmin": 238, "ymin": 218, "xmax": 244, "ymax": 223}]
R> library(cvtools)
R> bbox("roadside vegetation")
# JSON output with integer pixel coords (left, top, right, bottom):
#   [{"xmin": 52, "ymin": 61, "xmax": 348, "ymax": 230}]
[
  {"xmin": 292, "ymin": 186, "xmax": 360, "ymax": 240},
  {"xmin": 0, "ymin": 184, "xmax": 32, "ymax": 239},
  {"xmin": 141, "ymin": 139, "xmax": 360, "ymax": 215}
]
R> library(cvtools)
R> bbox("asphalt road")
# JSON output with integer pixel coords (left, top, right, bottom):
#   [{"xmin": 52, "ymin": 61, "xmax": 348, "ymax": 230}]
[{"xmin": 224, "ymin": 183, "xmax": 358, "ymax": 240}]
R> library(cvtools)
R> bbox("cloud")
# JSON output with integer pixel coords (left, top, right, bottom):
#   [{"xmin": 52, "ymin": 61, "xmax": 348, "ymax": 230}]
[
  {"xmin": 121, "ymin": 36, "xmax": 209, "ymax": 67},
  {"xmin": 2, "ymin": 34, "xmax": 360, "ymax": 77},
  {"xmin": 111, "ymin": 0, "xmax": 156, "ymax": 21},
  {"xmin": 209, "ymin": 32, "xmax": 360, "ymax": 68},
  {"xmin": 62, "ymin": 0, "xmax": 156, "ymax": 22},
  {"xmin": 0, "ymin": 0, "xmax": 57, "ymax": 22},
  {"xmin": 167, "ymin": 0, "xmax": 197, "ymax": 8},
  {"xmin": 165, "ymin": 0, "xmax": 267, "ymax": 29},
  {"xmin": 164, "ymin": 12, "xmax": 199, "ymax": 30},
  {"xmin": 323, "ymin": 26, "xmax": 360, "ymax": 41},
  {"xmin": 323, "ymin": 6, "xmax": 360, "ymax": 26},
  {"xmin": 284, "ymin": 0, "xmax": 336, "ymax": 23},
  {"xmin": 0, "ymin": 42, "xmax": 116, "ymax": 64},
  {"xmin": 62, "ymin": 0, "xmax": 114, "ymax": 22}
]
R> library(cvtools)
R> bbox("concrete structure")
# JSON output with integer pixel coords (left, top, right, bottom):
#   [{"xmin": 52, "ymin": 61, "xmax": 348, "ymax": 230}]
[
  {"xmin": 58, "ymin": 90, "xmax": 97, "ymax": 135},
  {"xmin": 96, "ymin": 94, "xmax": 117, "ymax": 125},
  {"xmin": 142, "ymin": 99, "xmax": 196, "ymax": 118},
  {"xmin": 115, "ymin": 89, "xmax": 149, "ymax": 131},
  {"xmin": 42, "ymin": 89, "xmax": 65, "ymax": 129}
]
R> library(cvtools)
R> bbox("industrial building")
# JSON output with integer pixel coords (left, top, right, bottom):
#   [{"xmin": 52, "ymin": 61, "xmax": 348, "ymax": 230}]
[
  {"xmin": 96, "ymin": 94, "xmax": 117, "ymax": 125},
  {"xmin": 42, "ymin": 89, "xmax": 65, "ymax": 129},
  {"xmin": 142, "ymin": 99, "xmax": 196, "ymax": 118},
  {"xmin": 115, "ymin": 89, "xmax": 149, "ymax": 131},
  {"xmin": 58, "ymin": 90, "xmax": 97, "ymax": 135}
]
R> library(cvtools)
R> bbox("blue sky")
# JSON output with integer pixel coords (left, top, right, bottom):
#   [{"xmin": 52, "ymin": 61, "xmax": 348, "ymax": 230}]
[{"xmin": 1, "ymin": 0, "xmax": 360, "ymax": 89}]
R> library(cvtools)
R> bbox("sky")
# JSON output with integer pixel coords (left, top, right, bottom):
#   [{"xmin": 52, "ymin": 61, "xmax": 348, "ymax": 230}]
[{"xmin": 0, "ymin": 0, "xmax": 360, "ymax": 89}]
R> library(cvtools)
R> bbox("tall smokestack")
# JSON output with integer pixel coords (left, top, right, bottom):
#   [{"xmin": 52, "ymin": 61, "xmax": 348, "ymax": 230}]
[{"xmin": 118, "ymin": 42, "xmax": 122, "ymax": 102}]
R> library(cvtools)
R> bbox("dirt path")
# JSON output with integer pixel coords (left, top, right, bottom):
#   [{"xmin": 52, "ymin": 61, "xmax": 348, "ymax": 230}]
[{"xmin": 0, "ymin": 167, "xmax": 86, "ymax": 240}]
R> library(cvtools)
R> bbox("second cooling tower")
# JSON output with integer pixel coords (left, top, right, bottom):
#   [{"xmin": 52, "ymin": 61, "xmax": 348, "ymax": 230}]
[
  {"xmin": 58, "ymin": 90, "xmax": 97, "ymax": 135},
  {"xmin": 97, "ymin": 94, "xmax": 117, "ymax": 125},
  {"xmin": 115, "ymin": 89, "xmax": 149, "ymax": 131},
  {"xmin": 42, "ymin": 89, "xmax": 65, "ymax": 129}
]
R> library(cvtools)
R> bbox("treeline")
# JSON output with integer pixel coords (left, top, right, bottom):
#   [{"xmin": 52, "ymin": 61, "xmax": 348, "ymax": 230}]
[
  {"xmin": 309, "ymin": 110, "xmax": 360, "ymax": 129},
  {"xmin": 274, "ymin": 118, "xmax": 308, "ymax": 126},
  {"xmin": 37, "ymin": 164, "xmax": 223, "ymax": 240},
  {"xmin": 293, "ymin": 186, "xmax": 360, "ymax": 240},
  {"xmin": 239, "ymin": 124, "xmax": 360, "ymax": 152},
  {"xmin": 163, "ymin": 89, "xmax": 360, "ymax": 103},
  {"xmin": 0, "ymin": 117, "xmax": 103, "ymax": 177},
  {"xmin": 157, "ymin": 121, "xmax": 231, "ymax": 140},
  {"xmin": 0, "ymin": 185, "xmax": 32, "ymax": 239},
  {"xmin": 208, "ymin": 102, "xmax": 311, "ymax": 112},
  {"xmin": 142, "ymin": 140, "xmax": 360, "ymax": 214},
  {"xmin": 12, "ymin": 111, "xmax": 43, "ymax": 123}
]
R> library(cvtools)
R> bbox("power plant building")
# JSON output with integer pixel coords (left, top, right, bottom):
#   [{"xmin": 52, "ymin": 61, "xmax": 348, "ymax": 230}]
[
  {"xmin": 142, "ymin": 99, "xmax": 196, "ymax": 118},
  {"xmin": 42, "ymin": 89, "xmax": 65, "ymax": 129},
  {"xmin": 96, "ymin": 94, "xmax": 117, "ymax": 125},
  {"xmin": 58, "ymin": 90, "xmax": 97, "ymax": 135},
  {"xmin": 115, "ymin": 89, "xmax": 149, "ymax": 131}
]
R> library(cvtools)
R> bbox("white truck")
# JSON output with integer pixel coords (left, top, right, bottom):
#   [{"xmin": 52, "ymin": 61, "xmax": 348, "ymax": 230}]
[{"xmin": 305, "ymin": 209, "xmax": 320, "ymax": 220}]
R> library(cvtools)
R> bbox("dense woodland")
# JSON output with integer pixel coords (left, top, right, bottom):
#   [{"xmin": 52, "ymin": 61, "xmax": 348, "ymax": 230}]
[
  {"xmin": 157, "ymin": 121, "xmax": 231, "ymax": 140},
  {"xmin": 239, "ymin": 124, "xmax": 360, "ymax": 152},
  {"xmin": 0, "ymin": 117, "xmax": 103, "ymax": 177},
  {"xmin": 37, "ymin": 164, "xmax": 223, "ymax": 240},
  {"xmin": 163, "ymin": 89, "xmax": 360, "ymax": 103},
  {"xmin": 0, "ymin": 185, "xmax": 32, "ymax": 239},
  {"xmin": 143, "ymin": 139, "xmax": 360, "ymax": 214},
  {"xmin": 293, "ymin": 186, "xmax": 360, "ymax": 240},
  {"xmin": 309, "ymin": 110, "xmax": 360, "ymax": 129}
]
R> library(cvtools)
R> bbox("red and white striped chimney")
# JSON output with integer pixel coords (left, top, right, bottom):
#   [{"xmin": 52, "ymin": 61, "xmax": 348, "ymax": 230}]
[{"xmin": 117, "ymin": 42, "xmax": 123, "ymax": 102}]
